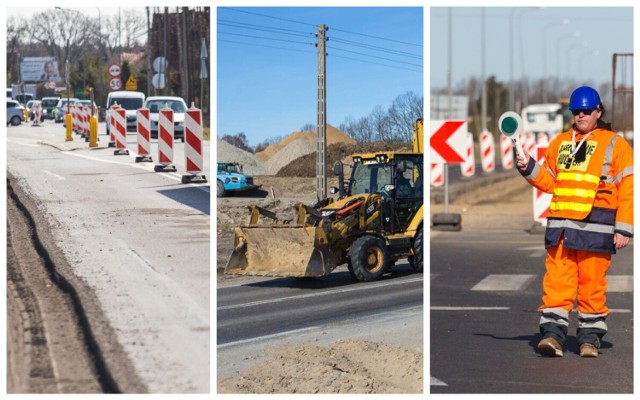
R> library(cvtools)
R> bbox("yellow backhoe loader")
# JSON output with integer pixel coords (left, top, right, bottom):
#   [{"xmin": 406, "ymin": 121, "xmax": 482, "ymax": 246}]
[{"xmin": 225, "ymin": 119, "xmax": 423, "ymax": 282}]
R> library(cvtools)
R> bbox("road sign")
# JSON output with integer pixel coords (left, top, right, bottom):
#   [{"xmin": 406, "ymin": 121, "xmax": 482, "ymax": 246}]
[
  {"xmin": 152, "ymin": 73, "xmax": 165, "ymax": 89},
  {"xmin": 153, "ymin": 57, "xmax": 167, "ymax": 72},
  {"xmin": 430, "ymin": 120, "xmax": 467, "ymax": 164},
  {"xmin": 108, "ymin": 64, "xmax": 121, "ymax": 77},
  {"xmin": 75, "ymin": 88, "xmax": 83, "ymax": 97},
  {"xmin": 109, "ymin": 78, "xmax": 123, "ymax": 91},
  {"xmin": 126, "ymin": 76, "xmax": 137, "ymax": 90}
]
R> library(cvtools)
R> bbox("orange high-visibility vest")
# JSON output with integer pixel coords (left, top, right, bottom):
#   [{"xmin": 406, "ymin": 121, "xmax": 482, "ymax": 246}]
[{"xmin": 521, "ymin": 128, "xmax": 633, "ymax": 251}]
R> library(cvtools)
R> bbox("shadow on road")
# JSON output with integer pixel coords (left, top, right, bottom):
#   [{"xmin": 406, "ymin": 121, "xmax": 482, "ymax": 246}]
[
  {"xmin": 158, "ymin": 186, "xmax": 210, "ymax": 215},
  {"xmin": 243, "ymin": 263, "xmax": 418, "ymax": 289},
  {"xmin": 472, "ymin": 332, "xmax": 613, "ymax": 356}
]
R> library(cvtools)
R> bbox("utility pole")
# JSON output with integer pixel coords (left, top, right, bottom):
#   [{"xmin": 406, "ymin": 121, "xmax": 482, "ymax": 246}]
[{"xmin": 316, "ymin": 24, "xmax": 328, "ymax": 202}]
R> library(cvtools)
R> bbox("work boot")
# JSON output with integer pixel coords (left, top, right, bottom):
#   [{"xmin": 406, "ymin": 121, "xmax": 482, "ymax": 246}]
[
  {"xmin": 579, "ymin": 343, "xmax": 599, "ymax": 358},
  {"xmin": 537, "ymin": 337, "xmax": 563, "ymax": 357}
]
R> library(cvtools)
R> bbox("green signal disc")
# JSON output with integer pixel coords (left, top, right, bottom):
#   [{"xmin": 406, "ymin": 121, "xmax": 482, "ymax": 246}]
[{"xmin": 501, "ymin": 116, "xmax": 518, "ymax": 135}]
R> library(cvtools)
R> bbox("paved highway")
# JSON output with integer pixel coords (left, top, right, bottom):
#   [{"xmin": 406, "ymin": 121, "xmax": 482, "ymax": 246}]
[
  {"xmin": 6, "ymin": 120, "xmax": 211, "ymax": 393},
  {"xmin": 430, "ymin": 207, "xmax": 633, "ymax": 393}
]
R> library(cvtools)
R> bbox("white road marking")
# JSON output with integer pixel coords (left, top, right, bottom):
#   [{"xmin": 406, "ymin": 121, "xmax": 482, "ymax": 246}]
[
  {"xmin": 430, "ymin": 376, "xmax": 448, "ymax": 386},
  {"xmin": 41, "ymin": 169, "xmax": 65, "ymax": 180},
  {"xmin": 61, "ymin": 150, "xmax": 210, "ymax": 193},
  {"xmin": 430, "ymin": 306, "xmax": 509, "ymax": 311},
  {"xmin": 471, "ymin": 274, "xmax": 536, "ymax": 291},
  {"xmin": 517, "ymin": 245, "xmax": 547, "ymax": 258},
  {"xmin": 217, "ymin": 326, "xmax": 319, "ymax": 349},
  {"xmin": 218, "ymin": 276, "xmax": 423, "ymax": 311},
  {"xmin": 607, "ymin": 275, "xmax": 633, "ymax": 292}
]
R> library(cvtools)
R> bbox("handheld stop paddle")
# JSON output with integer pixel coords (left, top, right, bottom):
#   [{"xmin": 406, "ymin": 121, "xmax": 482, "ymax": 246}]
[{"xmin": 498, "ymin": 111, "xmax": 525, "ymax": 159}]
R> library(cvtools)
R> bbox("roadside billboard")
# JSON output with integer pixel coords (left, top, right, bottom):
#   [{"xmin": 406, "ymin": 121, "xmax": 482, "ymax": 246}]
[{"xmin": 20, "ymin": 57, "xmax": 62, "ymax": 82}]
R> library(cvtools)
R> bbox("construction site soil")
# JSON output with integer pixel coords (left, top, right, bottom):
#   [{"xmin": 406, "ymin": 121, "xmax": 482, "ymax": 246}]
[
  {"xmin": 216, "ymin": 127, "xmax": 426, "ymax": 394},
  {"xmin": 216, "ymin": 126, "xmax": 529, "ymax": 394}
]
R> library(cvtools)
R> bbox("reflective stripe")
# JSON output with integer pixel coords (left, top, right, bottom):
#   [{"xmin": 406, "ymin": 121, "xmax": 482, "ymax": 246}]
[
  {"xmin": 578, "ymin": 312, "xmax": 608, "ymax": 331},
  {"xmin": 548, "ymin": 219, "xmax": 615, "ymax": 234},
  {"xmin": 615, "ymin": 221, "xmax": 634, "ymax": 235},
  {"xmin": 550, "ymin": 201, "xmax": 593, "ymax": 213},
  {"xmin": 601, "ymin": 135, "xmax": 618, "ymax": 177},
  {"xmin": 557, "ymin": 172, "xmax": 600, "ymax": 184},
  {"xmin": 553, "ymin": 187, "xmax": 597, "ymax": 199},
  {"xmin": 540, "ymin": 308, "xmax": 570, "ymax": 327},
  {"xmin": 614, "ymin": 166, "xmax": 634, "ymax": 183},
  {"xmin": 525, "ymin": 160, "xmax": 541, "ymax": 181}
]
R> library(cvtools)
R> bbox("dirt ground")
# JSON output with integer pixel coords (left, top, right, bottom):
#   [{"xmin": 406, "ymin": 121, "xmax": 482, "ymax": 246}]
[
  {"xmin": 216, "ymin": 170, "xmax": 532, "ymax": 394},
  {"xmin": 216, "ymin": 175, "xmax": 424, "ymax": 394}
]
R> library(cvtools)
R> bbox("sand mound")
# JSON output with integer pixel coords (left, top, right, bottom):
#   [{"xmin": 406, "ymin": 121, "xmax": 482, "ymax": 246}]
[
  {"xmin": 216, "ymin": 139, "xmax": 265, "ymax": 176},
  {"xmin": 263, "ymin": 138, "xmax": 317, "ymax": 175},
  {"xmin": 256, "ymin": 125, "xmax": 356, "ymax": 162}
]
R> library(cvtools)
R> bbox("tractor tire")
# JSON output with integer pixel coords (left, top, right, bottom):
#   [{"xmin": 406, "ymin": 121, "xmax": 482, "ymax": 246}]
[
  {"xmin": 217, "ymin": 181, "xmax": 225, "ymax": 197},
  {"xmin": 349, "ymin": 235, "xmax": 389, "ymax": 282},
  {"xmin": 410, "ymin": 226, "xmax": 423, "ymax": 273}
]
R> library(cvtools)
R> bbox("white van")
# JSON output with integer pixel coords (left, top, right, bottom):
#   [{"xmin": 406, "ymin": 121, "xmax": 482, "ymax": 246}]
[{"xmin": 105, "ymin": 91, "xmax": 145, "ymax": 136}]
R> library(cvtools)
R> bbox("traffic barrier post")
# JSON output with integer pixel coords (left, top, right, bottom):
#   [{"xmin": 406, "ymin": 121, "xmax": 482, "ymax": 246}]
[
  {"xmin": 113, "ymin": 108, "xmax": 129, "ymax": 155},
  {"xmin": 154, "ymin": 106, "xmax": 177, "ymax": 172},
  {"xmin": 181, "ymin": 104, "xmax": 207, "ymax": 184},
  {"xmin": 135, "ymin": 108, "xmax": 153, "ymax": 162},
  {"xmin": 89, "ymin": 108, "xmax": 99, "ymax": 148},
  {"xmin": 460, "ymin": 132, "xmax": 475, "ymax": 177}
]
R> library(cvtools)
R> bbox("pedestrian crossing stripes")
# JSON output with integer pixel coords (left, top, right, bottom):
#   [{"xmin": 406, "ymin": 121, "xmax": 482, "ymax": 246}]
[
  {"xmin": 471, "ymin": 274, "xmax": 535, "ymax": 291},
  {"xmin": 432, "ymin": 274, "xmax": 632, "ymax": 293}
]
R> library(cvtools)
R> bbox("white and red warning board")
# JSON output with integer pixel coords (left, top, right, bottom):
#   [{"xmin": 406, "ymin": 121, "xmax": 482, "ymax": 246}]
[
  {"xmin": 533, "ymin": 145, "xmax": 552, "ymax": 225},
  {"xmin": 430, "ymin": 120, "xmax": 467, "ymax": 164}
]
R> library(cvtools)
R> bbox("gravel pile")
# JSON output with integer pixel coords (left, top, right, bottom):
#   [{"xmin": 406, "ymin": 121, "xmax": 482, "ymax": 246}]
[
  {"xmin": 216, "ymin": 139, "xmax": 265, "ymax": 176},
  {"xmin": 217, "ymin": 124, "xmax": 357, "ymax": 176}
]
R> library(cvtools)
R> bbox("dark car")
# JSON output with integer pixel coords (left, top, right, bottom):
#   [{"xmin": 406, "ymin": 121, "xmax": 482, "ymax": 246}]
[
  {"xmin": 54, "ymin": 98, "xmax": 79, "ymax": 123},
  {"xmin": 40, "ymin": 96, "xmax": 60, "ymax": 120}
]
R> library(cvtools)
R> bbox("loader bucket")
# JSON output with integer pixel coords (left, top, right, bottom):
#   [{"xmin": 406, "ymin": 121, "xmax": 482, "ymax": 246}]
[{"xmin": 224, "ymin": 224, "xmax": 337, "ymax": 278}]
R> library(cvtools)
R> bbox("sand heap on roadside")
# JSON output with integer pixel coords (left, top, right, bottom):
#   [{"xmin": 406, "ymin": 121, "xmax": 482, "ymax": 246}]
[
  {"xmin": 257, "ymin": 124, "xmax": 357, "ymax": 175},
  {"xmin": 216, "ymin": 139, "xmax": 265, "ymax": 176},
  {"xmin": 216, "ymin": 124, "xmax": 356, "ymax": 176}
]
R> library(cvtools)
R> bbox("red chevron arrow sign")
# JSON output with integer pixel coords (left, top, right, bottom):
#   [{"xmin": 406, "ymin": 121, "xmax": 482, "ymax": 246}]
[{"xmin": 430, "ymin": 120, "xmax": 467, "ymax": 163}]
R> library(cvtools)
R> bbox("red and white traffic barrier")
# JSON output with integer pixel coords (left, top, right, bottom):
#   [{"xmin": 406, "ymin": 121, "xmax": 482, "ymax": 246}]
[
  {"xmin": 536, "ymin": 132, "xmax": 549, "ymax": 146},
  {"xmin": 524, "ymin": 132, "xmax": 536, "ymax": 156},
  {"xmin": 182, "ymin": 105, "xmax": 207, "ymax": 183},
  {"xmin": 135, "ymin": 108, "xmax": 153, "ymax": 162},
  {"xmin": 533, "ymin": 145, "xmax": 552, "ymax": 225},
  {"xmin": 154, "ymin": 106, "xmax": 177, "ymax": 172},
  {"xmin": 112, "ymin": 108, "xmax": 129, "ymax": 155},
  {"xmin": 460, "ymin": 132, "xmax": 475, "ymax": 177},
  {"xmin": 430, "ymin": 163, "xmax": 444, "ymax": 187},
  {"xmin": 500, "ymin": 135, "xmax": 514, "ymax": 169},
  {"xmin": 108, "ymin": 104, "xmax": 120, "ymax": 148},
  {"xmin": 480, "ymin": 130, "xmax": 495, "ymax": 173}
]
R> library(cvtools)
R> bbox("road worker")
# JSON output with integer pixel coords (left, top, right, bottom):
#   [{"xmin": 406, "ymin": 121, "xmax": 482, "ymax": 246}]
[{"xmin": 516, "ymin": 86, "xmax": 633, "ymax": 358}]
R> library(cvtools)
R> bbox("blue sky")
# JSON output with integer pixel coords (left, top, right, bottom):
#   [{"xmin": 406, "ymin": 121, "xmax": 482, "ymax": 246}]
[
  {"xmin": 430, "ymin": 6, "xmax": 633, "ymax": 91},
  {"xmin": 216, "ymin": 6, "xmax": 424, "ymax": 147}
]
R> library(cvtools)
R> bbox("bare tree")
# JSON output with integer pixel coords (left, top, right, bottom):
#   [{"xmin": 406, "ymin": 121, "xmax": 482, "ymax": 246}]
[{"xmin": 29, "ymin": 9, "xmax": 96, "ymax": 64}]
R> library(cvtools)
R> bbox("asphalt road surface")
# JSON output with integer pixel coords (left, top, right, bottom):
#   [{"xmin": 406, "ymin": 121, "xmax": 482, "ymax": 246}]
[
  {"xmin": 6, "ymin": 120, "xmax": 211, "ymax": 393},
  {"xmin": 430, "ymin": 200, "xmax": 633, "ymax": 394}
]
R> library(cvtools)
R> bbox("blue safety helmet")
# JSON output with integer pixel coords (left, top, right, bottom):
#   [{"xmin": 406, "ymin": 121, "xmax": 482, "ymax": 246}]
[{"xmin": 569, "ymin": 86, "xmax": 601, "ymax": 110}]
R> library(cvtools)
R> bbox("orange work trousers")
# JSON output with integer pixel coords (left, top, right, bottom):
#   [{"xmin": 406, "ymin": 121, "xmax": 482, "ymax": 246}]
[{"xmin": 539, "ymin": 237, "xmax": 612, "ymax": 315}]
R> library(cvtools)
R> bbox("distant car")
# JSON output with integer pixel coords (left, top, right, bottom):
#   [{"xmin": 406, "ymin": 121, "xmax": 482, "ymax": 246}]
[
  {"xmin": 40, "ymin": 96, "xmax": 60, "ymax": 120},
  {"xmin": 7, "ymin": 100, "xmax": 25, "ymax": 126},
  {"xmin": 144, "ymin": 96, "xmax": 188, "ymax": 142},
  {"xmin": 105, "ymin": 91, "xmax": 145, "ymax": 136},
  {"xmin": 54, "ymin": 98, "xmax": 79, "ymax": 123}
]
